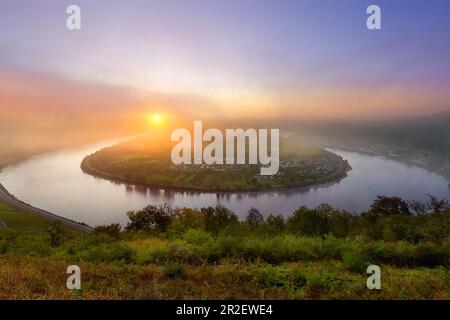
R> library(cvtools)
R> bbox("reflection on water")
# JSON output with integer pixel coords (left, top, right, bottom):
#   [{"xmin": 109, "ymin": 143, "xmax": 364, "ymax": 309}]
[{"xmin": 0, "ymin": 139, "xmax": 449, "ymax": 226}]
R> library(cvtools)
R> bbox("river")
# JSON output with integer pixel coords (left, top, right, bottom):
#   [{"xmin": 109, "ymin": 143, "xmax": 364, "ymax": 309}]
[{"xmin": 0, "ymin": 138, "xmax": 448, "ymax": 226}]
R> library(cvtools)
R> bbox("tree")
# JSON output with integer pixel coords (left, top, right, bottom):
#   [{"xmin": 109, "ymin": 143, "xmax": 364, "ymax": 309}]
[
  {"xmin": 201, "ymin": 204, "xmax": 238, "ymax": 235},
  {"xmin": 426, "ymin": 195, "xmax": 449, "ymax": 213},
  {"xmin": 46, "ymin": 221, "xmax": 64, "ymax": 247},
  {"xmin": 369, "ymin": 196, "xmax": 410, "ymax": 216},
  {"xmin": 408, "ymin": 200, "xmax": 427, "ymax": 215},
  {"xmin": 287, "ymin": 206, "xmax": 330, "ymax": 237},
  {"xmin": 246, "ymin": 207, "xmax": 264, "ymax": 231},
  {"xmin": 170, "ymin": 208, "xmax": 205, "ymax": 233},
  {"xmin": 260, "ymin": 213, "xmax": 286, "ymax": 236},
  {"xmin": 126, "ymin": 204, "xmax": 173, "ymax": 232},
  {"xmin": 317, "ymin": 204, "xmax": 353, "ymax": 238},
  {"xmin": 94, "ymin": 223, "xmax": 122, "ymax": 239},
  {"xmin": 266, "ymin": 214, "xmax": 285, "ymax": 232}
]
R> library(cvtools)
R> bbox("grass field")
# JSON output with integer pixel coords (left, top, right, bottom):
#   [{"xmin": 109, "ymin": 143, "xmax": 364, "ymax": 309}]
[
  {"xmin": 0, "ymin": 202, "xmax": 51, "ymax": 234},
  {"xmin": 0, "ymin": 199, "xmax": 448, "ymax": 300},
  {"xmin": 0, "ymin": 255, "xmax": 447, "ymax": 300}
]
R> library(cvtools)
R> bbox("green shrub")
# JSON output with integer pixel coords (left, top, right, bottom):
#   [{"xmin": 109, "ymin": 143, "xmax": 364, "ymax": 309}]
[
  {"xmin": 183, "ymin": 229, "xmax": 213, "ymax": 245},
  {"xmin": 256, "ymin": 269, "xmax": 286, "ymax": 288},
  {"xmin": 240, "ymin": 235, "xmax": 321, "ymax": 263},
  {"xmin": 418, "ymin": 212, "xmax": 450, "ymax": 243},
  {"xmin": 328, "ymin": 211, "xmax": 354, "ymax": 238},
  {"xmin": 170, "ymin": 208, "xmax": 205, "ymax": 234},
  {"xmin": 253, "ymin": 266, "xmax": 306, "ymax": 290},
  {"xmin": 414, "ymin": 243, "xmax": 449, "ymax": 267},
  {"xmin": 289, "ymin": 270, "xmax": 307, "ymax": 289},
  {"xmin": 64, "ymin": 233, "xmax": 118, "ymax": 255},
  {"xmin": 0, "ymin": 240, "xmax": 8, "ymax": 254},
  {"xmin": 141, "ymin": 244, "xmax": 168, "ymax": 264},
  {"xmin": 200, "ymin": 240, "xmax": 222, "ymax": 264},
  {"xmin": 360, "ymin": 212, "xmax": 384, "ymax": 240},
  {"xmin": 81, "ymin": 242, "xmax": 135, "ymax": 263},
  {"xmin": 13, "ymin": 239, "xmax": 54, "ymax": 257},
  {"xmin": 0, "ymin": 230, "xmax": 17, "ymax": 254},
  {"xmin": 362, "ymin": 241, "xmax": 448, "ymax": 267},
  {"xmin": 94, "ymin": 224, "xmax": 122, "ymax": 239},
  {"xmin": 165, "ymin": 241, "xmax": 202, "ymax": 265},
  {"xmin": 164, "ymin": 264, "xmax": 187, "ymax": 279},
  {"xmin": 46, "ymin": 221, "xmax": 64, "ymax": 247},
  {"xmin": 218, "ymin": 224, "xmax": 247, "ymax": 237},
  {"xmin": 260, "ymin": 214, "xmax": 285, "ymax": 235},
  {"xmin": 380, "ymin": 215, "xmax": 419, "ymax": 243},
  {"xmin": 362, "ymin": 241, "xmax": 393, "ymax": 263},
  {"xmin": 342, "ymin": 251, "xmax": 369, "ymax": 273},
  {"xmin": 219, "ymin": 236, "xmax": 244, "ymax": 258},
  {"xmin": 320, "ymin": 235, "xmax": 349, "ymax": 259},
  {"xmin": 306, "ymin": 273, "xmax": 331, "ymax": 296}
]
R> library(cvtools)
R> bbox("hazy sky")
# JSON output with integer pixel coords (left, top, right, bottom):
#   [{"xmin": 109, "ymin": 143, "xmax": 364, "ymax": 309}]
[{"xmin": 1, "ymin": 0, "xmax": 450, "ymax": 120}]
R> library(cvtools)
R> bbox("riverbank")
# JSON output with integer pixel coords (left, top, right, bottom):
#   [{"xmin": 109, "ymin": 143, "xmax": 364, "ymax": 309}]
[
  {"xmin": 0, "ymin": 183, "xmax": 93, "ymax": 233},
  {"xmin": 324, "ymin": 145, "xmax": 450, "ymax": 182},
  {"xmin": 0, "ymin": 137, "xmax": 140, "ymax": 232},
  {"xmin": 0, "ymin": 152, "xmax": 94, "ymax": 233}
]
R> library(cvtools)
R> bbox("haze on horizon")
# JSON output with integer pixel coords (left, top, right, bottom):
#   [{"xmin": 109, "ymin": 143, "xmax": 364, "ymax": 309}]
[{"xmin": 1, "ymin": 0, "xmax": 450, "ymax": 155}]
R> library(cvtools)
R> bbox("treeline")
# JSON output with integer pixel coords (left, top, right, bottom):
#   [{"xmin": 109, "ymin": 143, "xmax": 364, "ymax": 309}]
[
  {"xmin": 84, "ymin": 195, "xmax": 450, "ymax": 270},
  {"xmin": 96, "ymin": 195, "xmax": 450, "ymax": 245},
  {"xmin": 2, "ymin": 194, "xmax": 446, "ymax": 276}
]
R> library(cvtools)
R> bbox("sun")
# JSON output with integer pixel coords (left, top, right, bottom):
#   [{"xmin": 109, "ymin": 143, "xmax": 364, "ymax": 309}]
[{"xmin": 148, "ymin": 113, "xmax": 165, "ymax": 127}]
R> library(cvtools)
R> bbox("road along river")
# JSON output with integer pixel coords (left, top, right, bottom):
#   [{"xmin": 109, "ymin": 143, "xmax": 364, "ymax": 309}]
[{"xmin": 0, "ymin": 138, "xmax": 449, "ymax": 226}]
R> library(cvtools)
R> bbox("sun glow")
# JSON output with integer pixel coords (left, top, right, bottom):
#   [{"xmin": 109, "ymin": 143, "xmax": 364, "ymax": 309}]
[{"xmin": 148, "ymin": 113, "xmax": 165, "ymax": 127}]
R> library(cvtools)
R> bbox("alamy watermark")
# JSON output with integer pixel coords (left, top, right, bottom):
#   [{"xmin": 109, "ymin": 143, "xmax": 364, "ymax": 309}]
[
  {"xmin": 366, "ymin": 265, "xmax": 381, "ymax": 290},
  {"xmin": 65, "ymin": 4, "xmax": 381, "ymax": 31},
  {"xmin": 171, "ymin": 121, "xmax": 280, "ymax": 175},
  {"xmin": 367, "ymin": 5, "xmax": 382, "ymax": 30},
  {"xmin": 66, "ymin": 5, "xmax": 81, "ymax": 30},
  {"xmin": 66, "ymin": 265, "xmax": 81, "ymax": 290}
]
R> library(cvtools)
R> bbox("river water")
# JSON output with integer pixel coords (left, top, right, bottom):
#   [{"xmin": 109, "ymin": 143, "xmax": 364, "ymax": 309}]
[{"xmin": 0, "ymin": 139, "xmax": 448, "ymax": 226}]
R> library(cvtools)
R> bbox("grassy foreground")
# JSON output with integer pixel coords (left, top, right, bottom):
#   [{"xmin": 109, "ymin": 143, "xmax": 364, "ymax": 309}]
[{"xmin": 0, "ymin": 197, "xmax": 448, "ymax": 300}]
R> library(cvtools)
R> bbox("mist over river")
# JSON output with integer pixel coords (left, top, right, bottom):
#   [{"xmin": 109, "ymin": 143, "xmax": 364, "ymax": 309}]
[{"xmin": 0, "ymin": 139, "xmax": 449, "ymax": 226}]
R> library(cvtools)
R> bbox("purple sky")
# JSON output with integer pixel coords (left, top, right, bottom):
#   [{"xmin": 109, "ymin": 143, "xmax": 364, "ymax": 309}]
[{"xmin": 1, "ymin": 0, "xmax": 450, "ymax": 119}]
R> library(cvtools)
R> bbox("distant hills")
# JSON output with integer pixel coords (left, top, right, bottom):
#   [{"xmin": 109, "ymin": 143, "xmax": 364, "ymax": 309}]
[
  {"xmin": 315, "ymin": 110, "xmax": 450, "ymax": 152},
  {"xmin": 289, "ymin": 110, "xmax": 450, "ymax": 179}
]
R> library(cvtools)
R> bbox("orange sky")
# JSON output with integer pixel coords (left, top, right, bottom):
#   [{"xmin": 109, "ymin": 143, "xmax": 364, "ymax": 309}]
[{"xmin": 1, "ymin": 1, "xmax": 450, "ymax": 155}]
